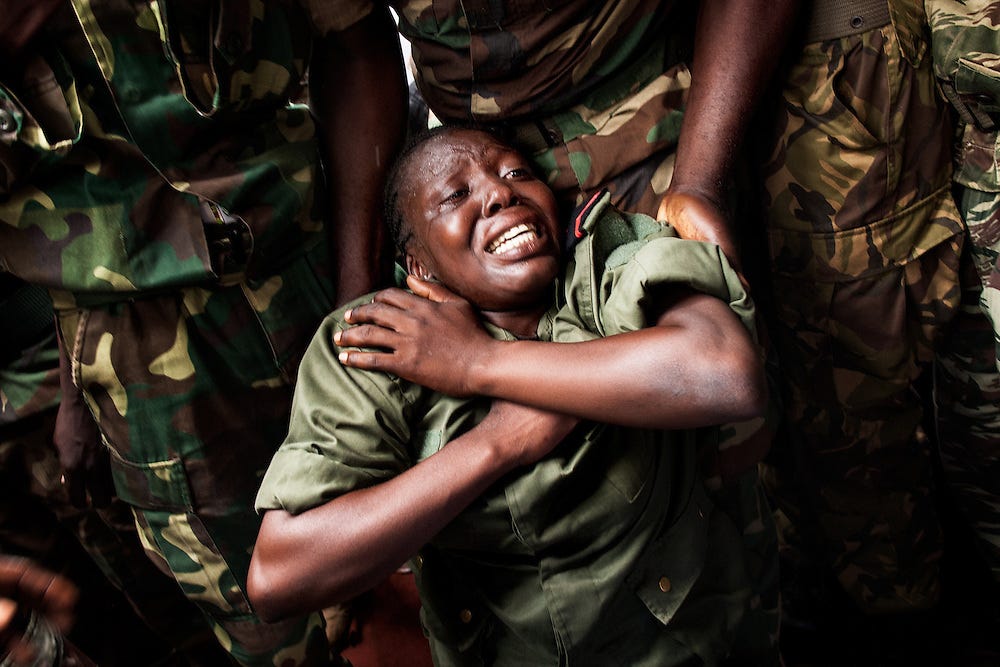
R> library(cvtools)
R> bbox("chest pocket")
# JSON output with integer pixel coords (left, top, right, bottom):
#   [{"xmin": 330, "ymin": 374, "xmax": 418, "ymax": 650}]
[{"xmin": 155, "ymin": 0, "xmax": 310, "ymax": 116}]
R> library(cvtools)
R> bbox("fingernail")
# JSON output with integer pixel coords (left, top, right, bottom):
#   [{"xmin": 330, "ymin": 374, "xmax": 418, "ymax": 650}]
[
  {"xmin": 338, "ymin": 352, "xmax": 348, "ymax": 364},
  {"xmin": 344, "ymin": 309, "xmax": 352, "ymax": 321},
  {"xmin": 334, "ymin": 330, "xmax": 342, "ymax": 344}
]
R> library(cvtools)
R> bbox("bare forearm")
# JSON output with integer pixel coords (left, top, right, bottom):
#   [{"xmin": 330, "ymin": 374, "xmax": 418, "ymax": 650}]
[
  {"xmin": 670, "ymin": 0, "xmax": 797, "ymax": 199},
  {"xmin": 248, "ymin": 412, "xmax": 557, "ymax": 621},
  {"xmin": 312, "ymin": 7, "xmax": 408, "ymax": 304},
  {"xmin": 474, "ymin": 321, "xmax": 764, "ymax": 429}
]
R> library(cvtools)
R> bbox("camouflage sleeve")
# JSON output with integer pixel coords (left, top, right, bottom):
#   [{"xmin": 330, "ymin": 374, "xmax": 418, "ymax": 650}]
[
  {"xmin": 254, "ymin": 302, "xmax": 415, "ymax": 514},
  {"xmin": 296, "ymin": 0, "xmax": 375, "ymax": 35}
]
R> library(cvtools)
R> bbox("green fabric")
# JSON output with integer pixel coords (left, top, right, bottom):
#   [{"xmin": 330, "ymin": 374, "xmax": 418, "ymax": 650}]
[
  {"xmin": 257, "ymin": 195, "xmax": 761, "ymax": 665},
  {"xmin": 0, "ymin": 0, "xmax": 325, "ymax": 297}
]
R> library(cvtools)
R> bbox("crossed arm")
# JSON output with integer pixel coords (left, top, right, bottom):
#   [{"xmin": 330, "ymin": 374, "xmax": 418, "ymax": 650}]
[
  {"xmin": 336, "ymin": 277, "xmax": 766, "ymax": 430},
  {"xmin": 248, "ymin": 277, "xmax": 765, "ymax": 620}
]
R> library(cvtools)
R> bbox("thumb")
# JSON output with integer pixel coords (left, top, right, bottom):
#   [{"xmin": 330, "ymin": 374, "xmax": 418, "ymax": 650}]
[{"xmin": 406, "ymin": 275, "xmax": 459, "ymax": 303}]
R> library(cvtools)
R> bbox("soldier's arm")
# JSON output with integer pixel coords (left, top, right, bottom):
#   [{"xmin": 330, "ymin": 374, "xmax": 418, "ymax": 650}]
[
  {"xmin": 657, "ymin": 0, "xmax": 798, "ymax": 269},
  {"xmin": 310, "ymin": 4, "xmax": 408, "ymax": 304}
]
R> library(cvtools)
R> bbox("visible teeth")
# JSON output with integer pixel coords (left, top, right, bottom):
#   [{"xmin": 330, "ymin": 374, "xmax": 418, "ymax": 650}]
[{"xmin": 487, "ymin": 224, "xmax": 537, "ymax": 254}]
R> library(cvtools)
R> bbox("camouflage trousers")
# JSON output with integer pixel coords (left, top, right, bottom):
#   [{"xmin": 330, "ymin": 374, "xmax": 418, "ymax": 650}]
[
  {"xmin": 759, "ymin": 21, "xmax": 965, "ymax": 613},
  {"xmin": 935, "ymin": 181, "xmax": 1000, "ymax": 583},
  {"xmin": 0, "ymin": 405, "xmax": 233, "ymax": 665},
  {"xmin": 52, "ymin": 241, "xmax": 337, "ymax": 667}
]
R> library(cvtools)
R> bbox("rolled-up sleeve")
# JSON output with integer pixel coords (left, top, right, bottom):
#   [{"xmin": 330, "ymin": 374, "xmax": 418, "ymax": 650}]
[{"xmin": 255, "ymin": 307, "xmax": 415, "ymax": 514}]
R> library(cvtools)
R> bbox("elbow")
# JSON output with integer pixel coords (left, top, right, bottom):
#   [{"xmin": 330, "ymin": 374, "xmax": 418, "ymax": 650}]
[
  {"xmin": 247, "ymin": 552, "xmax": 289, "ymax": 624},
  {"xmin": 724, "ymin": 350, "xmax": 768, "ymax": 422}
]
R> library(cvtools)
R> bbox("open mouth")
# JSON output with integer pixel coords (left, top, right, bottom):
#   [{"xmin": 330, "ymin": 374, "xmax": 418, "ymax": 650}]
[{"xmin": 485, "ymin": 223, "xmax": 540, "ymax": 254}]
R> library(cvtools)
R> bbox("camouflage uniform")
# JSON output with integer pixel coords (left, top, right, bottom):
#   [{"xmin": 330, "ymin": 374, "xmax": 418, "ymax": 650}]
[
  {"xmin": 758, "ymin": 0, "xmax": 965, "ymax": 613},
  {"xmin": 0, "ymin": 276, "xmax": 231, "ymax": 665},
  {"xmin": 307, "ymin": 0, "xmax": 696, "ymax": 218},
  {"xmin": 0, "ymin": 2, "xmax": 338, "ymax": 664},
  {"xmin": 926, "ymin": 0, "xmax": 1000, "ymax": 583}
]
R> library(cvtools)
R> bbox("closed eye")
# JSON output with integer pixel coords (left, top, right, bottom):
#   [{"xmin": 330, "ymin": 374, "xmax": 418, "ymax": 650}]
[{"xmin": 443, "ymin": 187, "xmax": 469, "ymax": 203}]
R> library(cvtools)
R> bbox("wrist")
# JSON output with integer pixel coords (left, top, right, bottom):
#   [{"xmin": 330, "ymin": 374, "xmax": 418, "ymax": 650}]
[{"xmin": 466, "ymin": 337, "xmax": 501, "ymax": 397}]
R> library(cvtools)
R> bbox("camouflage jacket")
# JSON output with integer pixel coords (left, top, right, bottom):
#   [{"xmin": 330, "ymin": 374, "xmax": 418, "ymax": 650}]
[
  {"xmin": 0, "ymin": 0, "xmax": 327, "ymax": 300},
  {"xmin": 926, "ymin": 0, "xmax": 1000, "ymax": 192},
  {"xmin": 309, "ymin": 0, "xmax": 689, "ymax": 122}
]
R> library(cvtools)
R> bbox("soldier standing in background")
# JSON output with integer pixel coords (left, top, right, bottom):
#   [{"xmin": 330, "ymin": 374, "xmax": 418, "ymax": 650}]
[
  {"xmin": 925, "ymin": 0, "xmax": 1000, "ymax": 646},
  {"xmin": 927, "ymin": 0, "xmax": 1000, "ymax": 585},
  {"xmin": 1, "ymin": 273, "xmax": 235, "ymax": 665},
  {"xmin": 0, "ymin": 1, "xmax": 404, "ymax": 664},
  {"xmin": 752, "ymin": 0, "xmax": 1000, "ymax": 662}
]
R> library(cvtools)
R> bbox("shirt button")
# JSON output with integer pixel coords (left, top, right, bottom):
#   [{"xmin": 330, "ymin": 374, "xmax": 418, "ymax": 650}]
[
  {"xmin": 414, "ymin": 554, "xmax": 424, "ymax": 570},
  {"xmin": 459, "ymin": 609, "xmax": 473, "ymax": 624},
  {"xmin": 658, "ymin": 576, "xmax": 672, "ymax": 593},
  {"xmin": 0, "ymin": 109, "xmax": 16, "ymax": 133},
  {"xmin": 850, "ymin": 15, "xmax": 864, "ymax": 29}
]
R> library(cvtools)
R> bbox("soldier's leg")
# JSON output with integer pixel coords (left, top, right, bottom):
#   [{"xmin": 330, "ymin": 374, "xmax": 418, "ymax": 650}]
[
  {"xmin": 937, "ymin": 187, "xmax": 1000, "ymax": 582},
  {"xmin": 56, "ymin": 246, "xmax": 337, "ymax": 667},
  {"xmin": 759, "ymin": 19, "xmax": 964, "ymax": 614}
]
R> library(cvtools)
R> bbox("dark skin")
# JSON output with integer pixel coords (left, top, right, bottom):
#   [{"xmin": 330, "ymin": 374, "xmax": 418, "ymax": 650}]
[
  {"xmin": 0, "ymin": 556, "xmax": 78, "ymax": 665},
  {"xmin": 248, "ymin": 130, "xmax": 766, "ymax": 621},
  {"xmin": 657, "ymin": 0, "xmax": 798, "ymax": 270},
  {"xmin": 315, "ymin": 1, "xmax": 797, "ymax": 283},
  {"xmin": 311, "ymin": 5, "xmax": 409, "ymax": 304}
]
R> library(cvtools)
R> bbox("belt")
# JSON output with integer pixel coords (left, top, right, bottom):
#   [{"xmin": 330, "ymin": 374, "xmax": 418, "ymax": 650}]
[{"xmin": 805, "ymin": 0, "xmax": 891, "ymax": 43}]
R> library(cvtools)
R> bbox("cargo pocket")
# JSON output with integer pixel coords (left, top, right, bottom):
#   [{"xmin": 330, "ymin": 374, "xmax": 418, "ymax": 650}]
[{"xmin": 109, "ymin": 447, "xmax": 254, "ymax": 618}]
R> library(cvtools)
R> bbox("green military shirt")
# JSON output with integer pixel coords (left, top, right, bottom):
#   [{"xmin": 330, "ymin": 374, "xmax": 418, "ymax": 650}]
[
  {"xmin": 256, "ymin": 193, "xmax": 760, "ymax": 666},
  {"xmin": 0, "ymin": 0, "xmax": 327, "ymax": 298}
]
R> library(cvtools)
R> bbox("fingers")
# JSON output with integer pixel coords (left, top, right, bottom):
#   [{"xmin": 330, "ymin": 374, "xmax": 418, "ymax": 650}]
[
  {"xmin": 406, "ymin": 276, "xmax": 459, "ymax": 303},
  {"xmin": 0, "ymin": 597, "xmax": 16, "ymax": 632},
  {"xmin": 337, "ymin": 349, "xmax": 394, "ymax": 372},
  {"xmin": 0, "ymin": 557, "xmax": 78, "ymax": 634},
  {"xmin": 342, "ymin": 289, "xmax": 417, "ymax": 330},
  {"xmin": 335, "ymin": 317, "xmax": 404, "ymax": 350}
]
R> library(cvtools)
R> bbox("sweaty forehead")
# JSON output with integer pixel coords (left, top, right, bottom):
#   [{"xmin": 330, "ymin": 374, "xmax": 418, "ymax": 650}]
[{"xmin": 413, "ymin": 130, "xmax": 515, "ymax": 183}]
